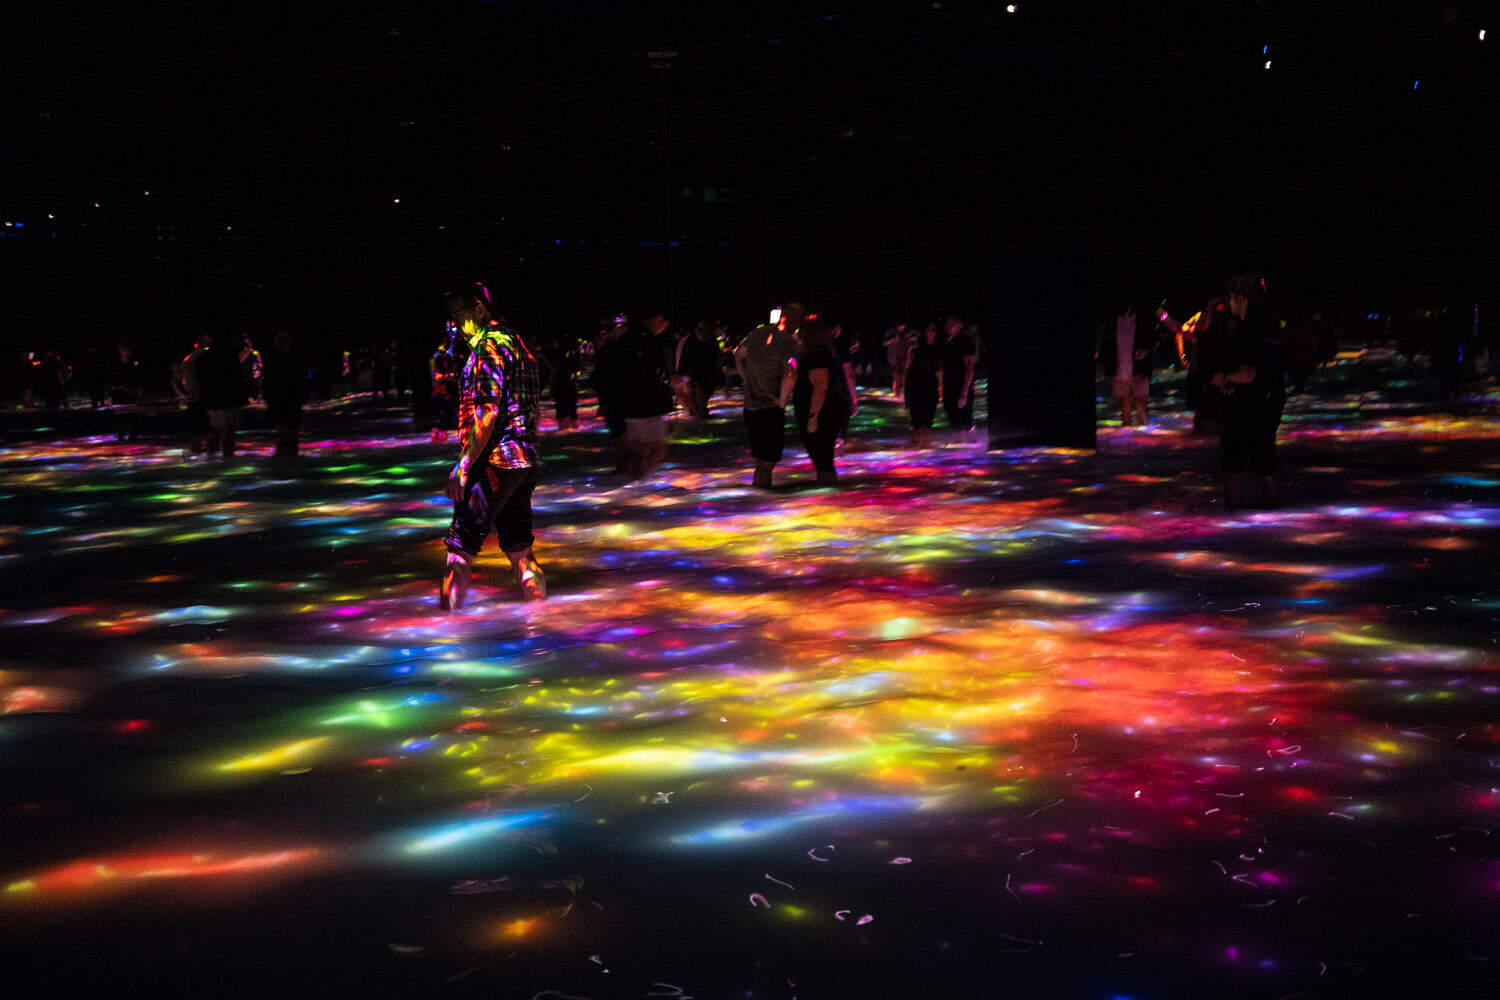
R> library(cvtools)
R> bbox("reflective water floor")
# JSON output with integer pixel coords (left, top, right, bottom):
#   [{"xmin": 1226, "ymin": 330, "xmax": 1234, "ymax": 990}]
[{"xmin": 2, "ymin": 375, "xmax": 1498, "ymax": 998}]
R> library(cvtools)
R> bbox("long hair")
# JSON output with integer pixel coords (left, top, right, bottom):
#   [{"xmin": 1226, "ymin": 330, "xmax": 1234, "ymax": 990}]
[
  {"xmin": 798, "ymin": 319, "xmax": 836, "ymax": 360},
  {"xmin": 1226, "ymin": 274, "xmax": 1266, "ymax": 307}
]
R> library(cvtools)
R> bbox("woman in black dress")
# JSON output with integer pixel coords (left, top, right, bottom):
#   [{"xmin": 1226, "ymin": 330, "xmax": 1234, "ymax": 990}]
[
  {"xmin": 792, "ymin": 320, "xmax": 849, "ymax": 487},
  {"xmin": 904, "ymin": 322, "xmax": 942, "ymax": 447}
]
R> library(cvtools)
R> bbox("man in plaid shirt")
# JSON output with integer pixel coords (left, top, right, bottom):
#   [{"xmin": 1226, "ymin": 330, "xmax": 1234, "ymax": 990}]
[{"xmin": 440, "ymin": 282, "xmax": 547, "ymax": 609}]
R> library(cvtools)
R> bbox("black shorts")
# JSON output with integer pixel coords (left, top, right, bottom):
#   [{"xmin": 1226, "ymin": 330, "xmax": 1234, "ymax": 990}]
[
  {"xmin": 187, "ymin": 401, "xmax": 210, "ymax": 436},
  {"xmin": 445, "ymin": 465, "xmax": 538, "ymax": 557},
  {"xmin": 744, "ymin": 406, "xmax": 787, "ymax": 463}
]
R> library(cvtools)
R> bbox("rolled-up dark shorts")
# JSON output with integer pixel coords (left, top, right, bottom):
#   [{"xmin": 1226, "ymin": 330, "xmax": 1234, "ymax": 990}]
[
  {"xmin": 744, "ymin": 406, "xmax": 786, "ymax": 463},
  {"xmin": 445, "ymin": 465, "xmax": 539, "ymax": 557}
]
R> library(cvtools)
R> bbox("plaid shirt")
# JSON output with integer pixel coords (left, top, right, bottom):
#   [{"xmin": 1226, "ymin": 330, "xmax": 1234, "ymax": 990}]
[{"xmin": 458, "ymin": 323, "xmax": 542, "ymax": 470}]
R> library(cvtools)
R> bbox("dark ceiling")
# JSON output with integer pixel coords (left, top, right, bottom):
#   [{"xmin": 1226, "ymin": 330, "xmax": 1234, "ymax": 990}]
[
  {"xmin": 9, "ymin": 2, "xmax": 1490, "ymax": 208},
  {"xmin": 3, "ymin": 1, "xmax": 1496, "ymax": 334}
]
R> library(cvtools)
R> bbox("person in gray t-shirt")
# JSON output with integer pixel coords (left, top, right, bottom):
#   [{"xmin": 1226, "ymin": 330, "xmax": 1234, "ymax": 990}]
[{"xmin": 734, "ymin": 302, "xmax": 802, "ymax": 489}]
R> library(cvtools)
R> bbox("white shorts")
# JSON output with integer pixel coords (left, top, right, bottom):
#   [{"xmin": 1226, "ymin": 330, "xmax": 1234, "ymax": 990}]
[
  {"xmin": 624, "ymin": 416, "xmax": 667, "ymax": 445},
  {"xmin": 207, "ymin": 408, "xmax": 242, "ymax": 429}
]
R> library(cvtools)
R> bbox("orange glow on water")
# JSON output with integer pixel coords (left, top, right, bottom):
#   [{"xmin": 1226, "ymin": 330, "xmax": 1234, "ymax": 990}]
[{"xmin": 7, "ymin": 849, "xmax": 320, "ymax": 897}]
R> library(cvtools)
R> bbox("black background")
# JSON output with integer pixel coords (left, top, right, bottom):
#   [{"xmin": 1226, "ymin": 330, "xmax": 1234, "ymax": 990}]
[{"xmin": 3, "ymin": 1, "xmax": 1495, "ymax": 362}]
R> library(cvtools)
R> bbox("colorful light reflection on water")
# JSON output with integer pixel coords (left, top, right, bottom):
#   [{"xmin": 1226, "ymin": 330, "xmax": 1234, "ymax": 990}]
[{"xmin": 1, "ymin": 381, "xmax": 1499, "ymax": 996}]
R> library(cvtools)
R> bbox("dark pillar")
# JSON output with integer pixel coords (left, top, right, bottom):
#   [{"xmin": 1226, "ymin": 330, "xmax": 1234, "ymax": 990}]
[{"xmin": 983, "ymin": 244, "xmax": 1097, "ymax": 450}]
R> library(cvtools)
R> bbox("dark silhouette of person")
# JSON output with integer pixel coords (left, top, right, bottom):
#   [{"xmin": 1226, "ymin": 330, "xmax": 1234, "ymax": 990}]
[
  {"xmin": 1213, "ymin": 276, "xmax": 1285, "ymax": 510},
  {"xmin": 904, "ymin": 322, "xmax": 942, "ymax": 447},
  {"xmin": 792, "ymin": 319, "xmax": 849, "ymax": 486},
  {"xmin": 263, "ymin": 330, "xmax": 304, "ymax": 458}
]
